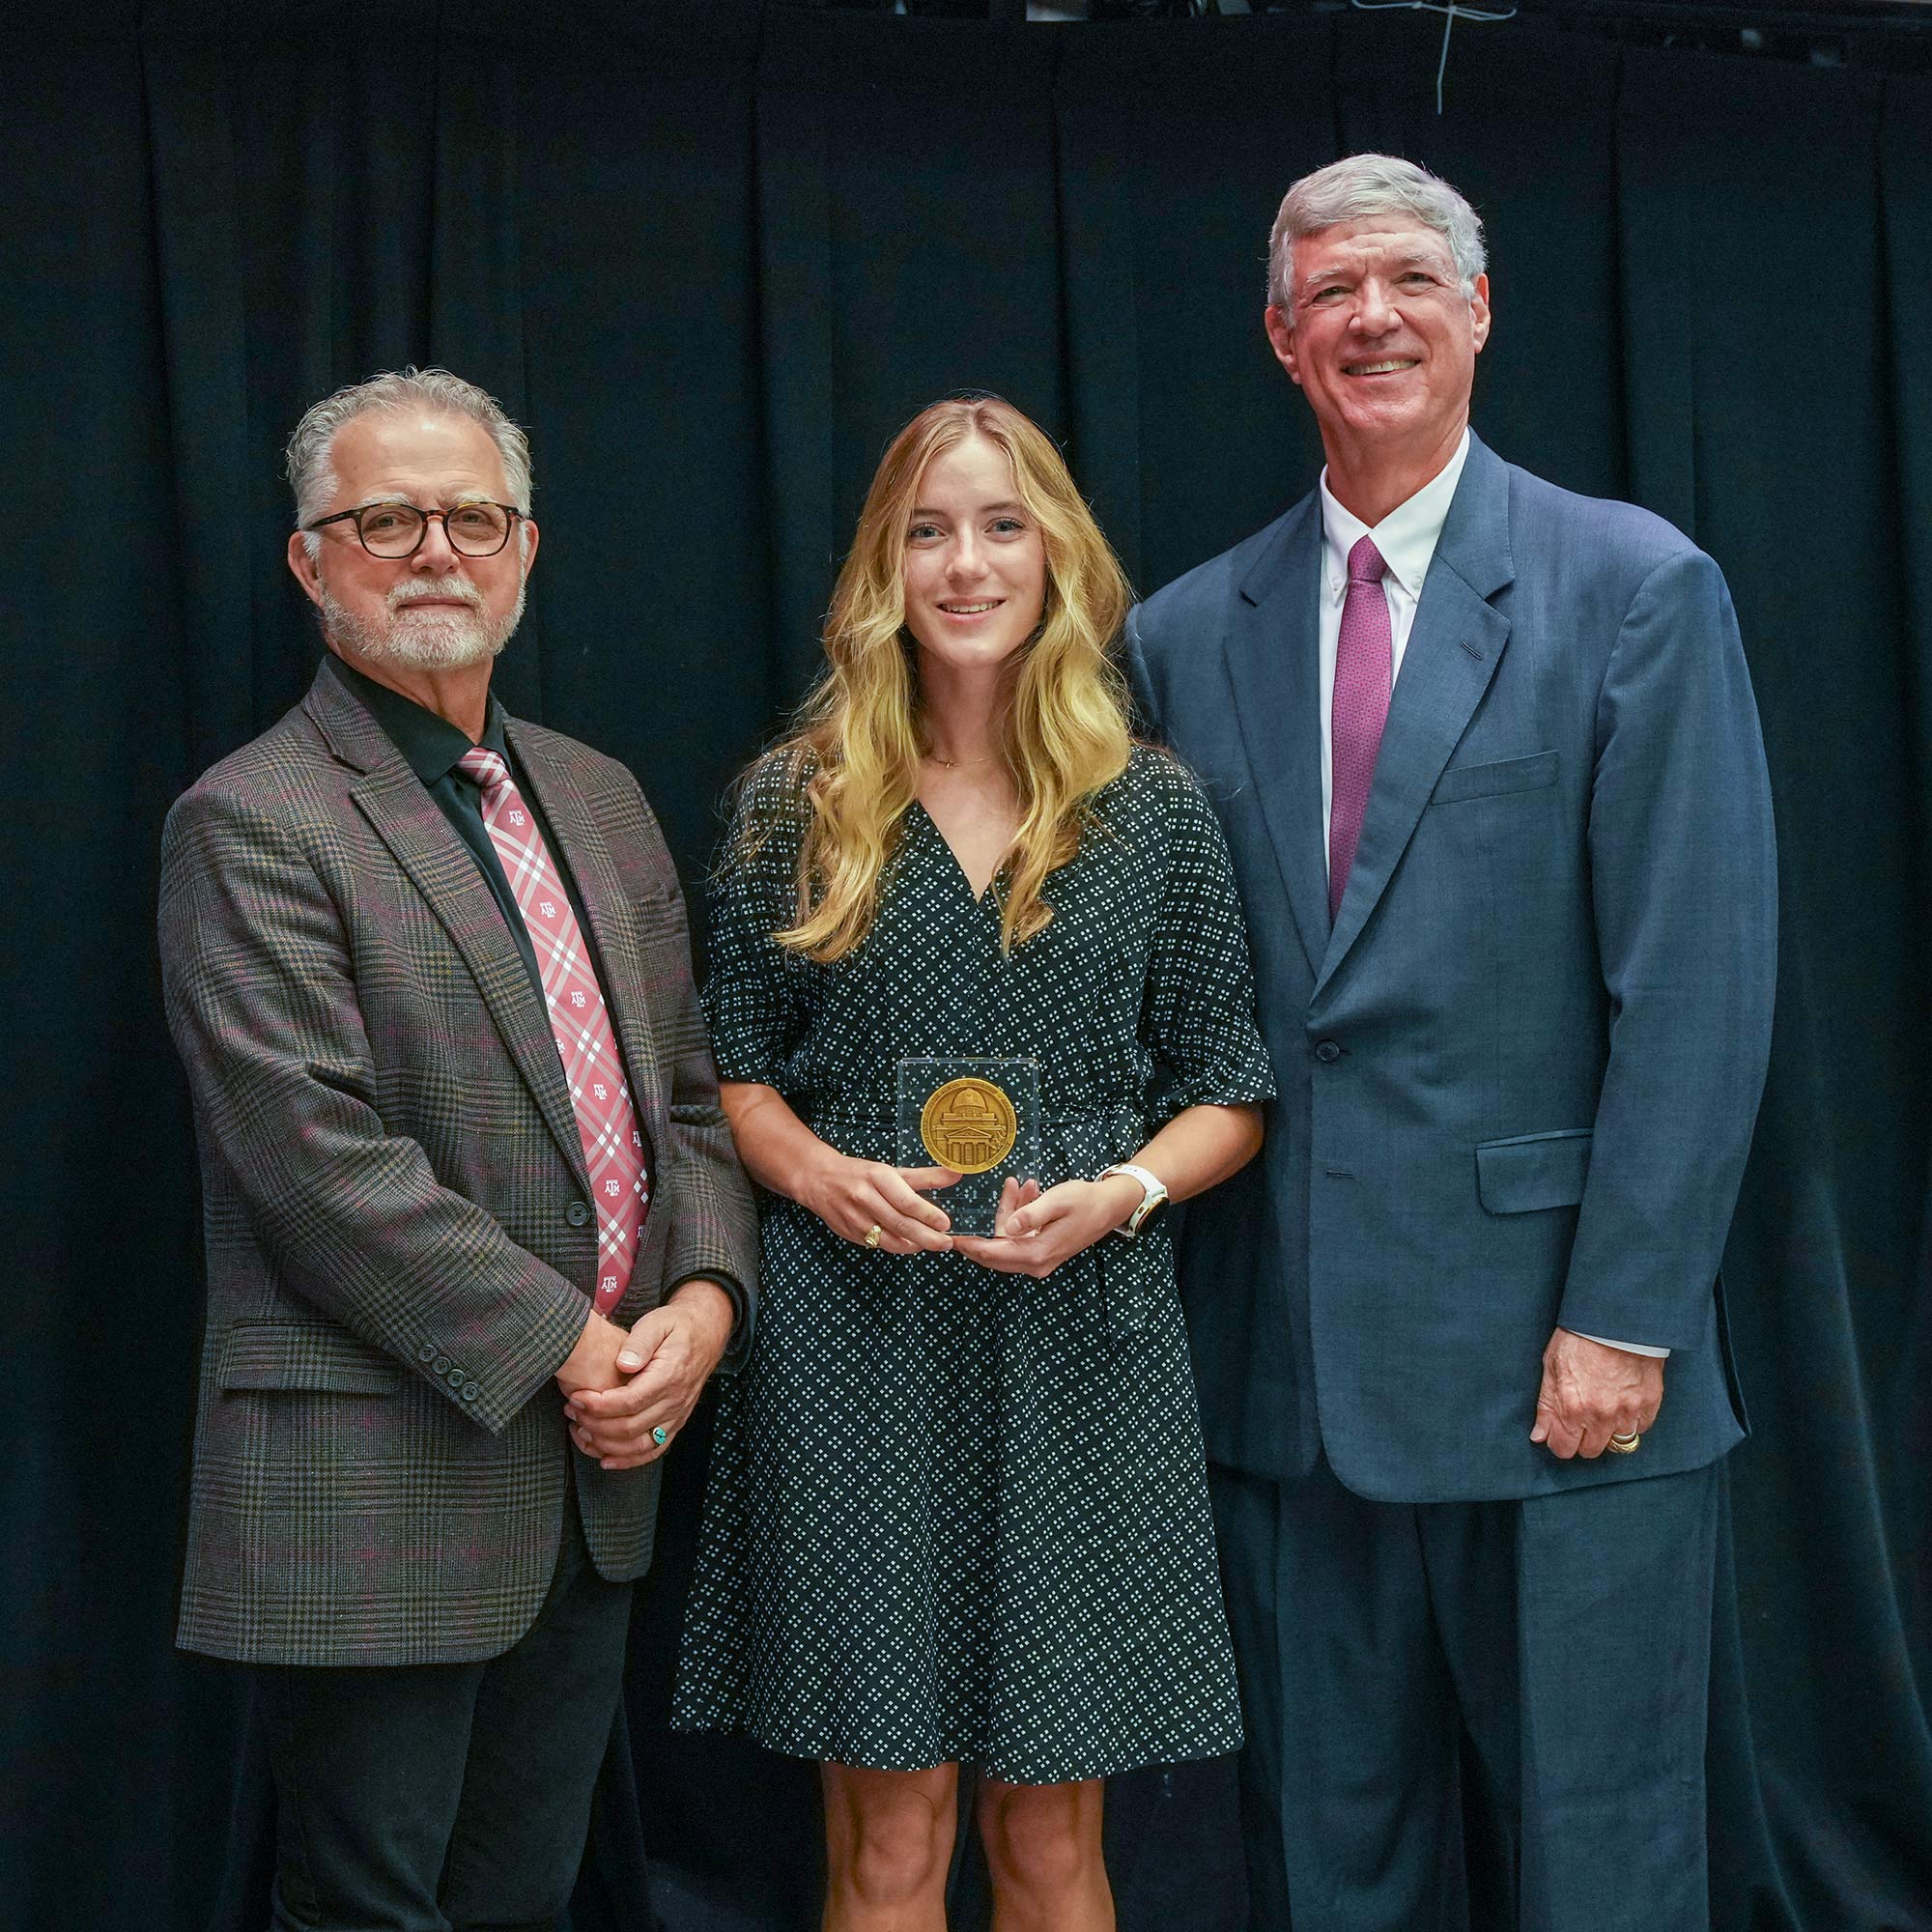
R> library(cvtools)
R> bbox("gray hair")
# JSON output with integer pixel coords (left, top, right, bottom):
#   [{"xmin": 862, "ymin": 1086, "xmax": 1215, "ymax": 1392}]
[
  {"xmin": 286, "ymin": 367, "xmax": 533, "ymax": 555},
  {"xmin": 1266, "ymin": 154, "xmax": 1487, "ymax": 323}
]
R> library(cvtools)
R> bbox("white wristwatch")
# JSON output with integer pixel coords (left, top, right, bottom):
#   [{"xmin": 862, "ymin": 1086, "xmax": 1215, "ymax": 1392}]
[{"xmin": 1097, "ymin": 1162, "xmax": 1170, "ymax": 1241}]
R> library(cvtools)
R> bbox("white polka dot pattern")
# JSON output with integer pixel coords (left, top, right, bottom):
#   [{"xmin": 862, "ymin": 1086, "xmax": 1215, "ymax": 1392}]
[{"xmin": 672, "ymin": 748, "xmax": 1274, "ymax": 1781}]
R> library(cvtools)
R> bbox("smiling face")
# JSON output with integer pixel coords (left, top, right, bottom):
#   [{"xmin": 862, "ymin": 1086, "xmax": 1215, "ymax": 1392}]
[
  {"xmin": 287, "ymin": 409, "xmax": 537, "ymax": 674},
  {"xmin": 1264, "ymin": 214, "xmax": 1491, "ymax": 486},
  {"xmin": 900, "ymin": 433, "xmax": 1047, "ymax": 682}
]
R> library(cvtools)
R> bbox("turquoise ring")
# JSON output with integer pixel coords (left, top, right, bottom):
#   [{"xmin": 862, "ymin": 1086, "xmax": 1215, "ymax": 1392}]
[{"xmin": 651, "ymin": 1426, "xmax": 670, "ymax": 1446}]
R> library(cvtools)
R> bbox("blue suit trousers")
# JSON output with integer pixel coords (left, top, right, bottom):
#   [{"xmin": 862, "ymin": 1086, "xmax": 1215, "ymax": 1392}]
[{"xmin": 1209, "ymin": 1457, "xmax": 1720, "ymax": 1932}]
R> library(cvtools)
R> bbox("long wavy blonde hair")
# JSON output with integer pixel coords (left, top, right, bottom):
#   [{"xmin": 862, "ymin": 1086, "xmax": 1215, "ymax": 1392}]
[{"xmin": 753, "ymin": 395, "xmax": 1134, "ymax": 962}]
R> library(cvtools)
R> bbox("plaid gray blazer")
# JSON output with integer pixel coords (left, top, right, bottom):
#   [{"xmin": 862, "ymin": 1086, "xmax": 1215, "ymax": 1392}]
[{"xmin": 159, "ymin": 665, "xmax": 758, "ymax": 1666}]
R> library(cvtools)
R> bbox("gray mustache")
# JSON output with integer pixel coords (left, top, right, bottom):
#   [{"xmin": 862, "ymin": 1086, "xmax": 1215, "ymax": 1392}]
[{"xmin": 390, "ymin": 582, "xmax": 484, "ymax": 613}]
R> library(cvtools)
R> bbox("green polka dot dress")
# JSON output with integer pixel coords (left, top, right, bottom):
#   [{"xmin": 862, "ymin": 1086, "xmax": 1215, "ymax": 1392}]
[{"xmin": 673, "ymin": 747, "xmax": 1274, "ymax": 1783}]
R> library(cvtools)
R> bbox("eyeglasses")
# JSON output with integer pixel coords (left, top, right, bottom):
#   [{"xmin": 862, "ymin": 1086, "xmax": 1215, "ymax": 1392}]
[{"xmin": 305, "ymin": 500, "xmax": 524, "ymax": 559}]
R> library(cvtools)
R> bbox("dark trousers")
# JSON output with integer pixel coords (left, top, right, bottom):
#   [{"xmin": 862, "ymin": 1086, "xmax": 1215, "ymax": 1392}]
[
  {"xmin": 1210, "ymin": 1454, "xmax": 1720, "ymax": 1932},
  {"xmin": 254, "ymin": 1485, "xmax": 635, "ymax": 1932}
]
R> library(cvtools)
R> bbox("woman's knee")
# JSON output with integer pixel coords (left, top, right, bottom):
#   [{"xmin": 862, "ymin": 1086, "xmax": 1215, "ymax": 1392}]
[
  {"xmin": 979, "ymin": 1781, "xmax": 1101, "ymax": 1899},
  {"xmin": 825, "ymin": 1768, "xmax": 955, "ymax": 1909}
]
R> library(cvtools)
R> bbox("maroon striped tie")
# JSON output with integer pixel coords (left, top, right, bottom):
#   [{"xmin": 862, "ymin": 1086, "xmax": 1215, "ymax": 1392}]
[{"xmin": 458, "ymin": 749, "xmax": 648, "ymax": 1313}]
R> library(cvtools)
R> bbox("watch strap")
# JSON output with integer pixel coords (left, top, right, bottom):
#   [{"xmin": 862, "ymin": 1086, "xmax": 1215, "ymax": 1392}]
[{"xmin": 1098, "ymin": 1162, "xmax": 1168, "ymax": 1240}]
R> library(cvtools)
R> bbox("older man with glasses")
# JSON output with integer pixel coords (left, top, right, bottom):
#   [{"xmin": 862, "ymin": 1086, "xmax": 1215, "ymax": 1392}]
[{"xmin": 158, "ymin": 367, "xmax": 757, "ymax": 1932}]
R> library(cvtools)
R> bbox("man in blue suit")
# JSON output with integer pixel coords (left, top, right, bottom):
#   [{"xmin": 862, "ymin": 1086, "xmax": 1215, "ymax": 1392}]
[{"xmin": 1128, "ymin": 155, "xmax": 1776, "ymax": 1932}]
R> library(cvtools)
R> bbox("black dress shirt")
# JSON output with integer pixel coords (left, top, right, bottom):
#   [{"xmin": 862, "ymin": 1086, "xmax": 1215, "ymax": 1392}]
[{"xmin": 326, "ymin": 653, "xmax": 595, "ymax": 1009}]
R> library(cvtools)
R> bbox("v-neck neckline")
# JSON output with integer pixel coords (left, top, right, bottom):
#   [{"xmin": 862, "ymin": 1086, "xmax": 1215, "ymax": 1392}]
[{"xmin": 908, "ymin": 798, "xmax": 1007, "ymax": 908}]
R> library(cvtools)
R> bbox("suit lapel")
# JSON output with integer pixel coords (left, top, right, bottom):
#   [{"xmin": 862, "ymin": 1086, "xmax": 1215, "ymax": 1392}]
[
  {"xmin": 1222, "ymin": 496, "xmax": 1330, "ymax": 981},
  {"xmin": 1315, "ymin": 435, "xmax": 1517, "ymax": 1001},
  {"xmin": 506, "ymin": 723, "xmax": 669, "ymax": 1152},
  {"xmin": 305, "ymin": 670, "xmax": 590, "ymax": 1189}
]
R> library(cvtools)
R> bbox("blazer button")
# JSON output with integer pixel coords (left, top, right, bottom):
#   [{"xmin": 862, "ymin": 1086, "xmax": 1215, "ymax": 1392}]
[
  {"xmin": 416, "ymin": 1343, "xmax": 437, "ymax": 1364},
  {"xmin": 1315, "ymin": 1039, "xmax": 1343, "ymax": 1064},
  {"xmin": 434, "ymin": 1354, "xmax": 452, "ymax": 1377},
  {"xmin": 446, "ymin": 1368, "xmax": 465, "ymax": 1388},
  {"xmin": 462, "ymin": 1382, "xmax": 481, "ymax": 1402},
  {"xmin": 565, "ymin": 1201, "xmax": 592, "ymax": 1228}
]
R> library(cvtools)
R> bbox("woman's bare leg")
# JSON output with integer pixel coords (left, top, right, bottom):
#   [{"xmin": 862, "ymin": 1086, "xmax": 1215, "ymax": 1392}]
[
  {"xmin": 977, "ymin": 1776, "xmax": 1114, "ymax": 1932},
  {"xmin": 821, "ymin": 1761, "xmax": 959, "ymax": 1932}
]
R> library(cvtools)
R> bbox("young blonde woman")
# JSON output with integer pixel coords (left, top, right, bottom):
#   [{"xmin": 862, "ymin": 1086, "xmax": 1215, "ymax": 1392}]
[{"xmin": 669, "ymin": 396, "xmax": 1273, "ymax": 1931}]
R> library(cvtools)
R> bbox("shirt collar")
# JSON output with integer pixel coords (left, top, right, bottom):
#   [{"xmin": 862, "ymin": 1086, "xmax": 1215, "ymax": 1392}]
[
  {"xmin": 323, "ymin": 650, "xmax": 507, "ymax": 783},
  {"xmin": 1320, "ymin": 427, "xmax": 1473, "ymax": 601}
]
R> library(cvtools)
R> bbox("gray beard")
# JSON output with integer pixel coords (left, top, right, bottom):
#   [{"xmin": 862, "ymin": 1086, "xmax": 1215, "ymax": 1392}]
[{"xmin": 321, "ymin": 580, "xmax": 525, "ymax": 671}]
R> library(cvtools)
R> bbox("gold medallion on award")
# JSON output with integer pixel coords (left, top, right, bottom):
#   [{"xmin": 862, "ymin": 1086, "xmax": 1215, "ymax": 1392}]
[
  {"xmin": 919, "ymin": 1076, "xmax": 1019, "ymax": 1174},
  {"xmin": 896, "ymin": 1057, "xmax": 1041, "ymax": 1236}
]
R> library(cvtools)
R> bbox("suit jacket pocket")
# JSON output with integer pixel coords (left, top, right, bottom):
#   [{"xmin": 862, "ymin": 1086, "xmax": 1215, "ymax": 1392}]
[
  {"xmin": 217, "ymin": 1319, "xmax": 405, "ymax": 1394},
  {"xmin": 1475, "ymin": 1128, "xmax": 1593, "ymax": 1214},
  {"xmin": 1432, "ymin": 750, "xmax": 1559, "ymax": 805}
]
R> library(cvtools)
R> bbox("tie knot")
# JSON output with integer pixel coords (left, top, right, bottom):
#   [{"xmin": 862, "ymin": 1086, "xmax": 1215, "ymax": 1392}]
[
  {"xmin": 1348, "ymin": 535, "xmax": 1386, "ymax": 586},
  {"xmin": 456, "ymin": 747, "xmax": 509, "ymax": 792}
]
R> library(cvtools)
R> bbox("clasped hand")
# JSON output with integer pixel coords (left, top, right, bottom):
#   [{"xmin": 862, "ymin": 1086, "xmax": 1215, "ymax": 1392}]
[{"xmin": 554, "ymin": 1280, "xmax": 735, "ymax": 1470}]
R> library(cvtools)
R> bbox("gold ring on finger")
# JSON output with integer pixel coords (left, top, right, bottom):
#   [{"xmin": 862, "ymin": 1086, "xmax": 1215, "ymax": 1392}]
[
  {"xmin": 1606, "ymin": 1430, "xmax": 1641, "ymax": 1454},
  {"xmin": 864, "ymin": 1224, "xmax": 884, "ymax": 1249}
]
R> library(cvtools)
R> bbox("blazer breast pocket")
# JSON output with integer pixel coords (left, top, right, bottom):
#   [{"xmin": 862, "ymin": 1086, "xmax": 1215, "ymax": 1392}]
[{"xmin": 1432, "ymin": 750, "xmax": 1559, "ymax": 806}]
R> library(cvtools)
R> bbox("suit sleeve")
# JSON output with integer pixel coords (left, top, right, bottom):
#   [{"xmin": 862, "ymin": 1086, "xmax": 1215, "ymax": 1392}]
[
  {"xmin": 1555, "ymin": 548, "xmax": 1776, "ymax": 1350},
  {"xmin": 615, "ymin": 775, "xmax": 761, "ymax": 1371},
  {"xmin": 158, "ymin": 787, "xmax": 592, "ymax": 1435},
  {"xmin": 1124, "ymin": 605, "xmax": 1167, "ymax": 742}
]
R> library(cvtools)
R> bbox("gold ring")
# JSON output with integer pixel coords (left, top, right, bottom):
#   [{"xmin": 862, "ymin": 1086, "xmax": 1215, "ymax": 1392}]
[
  {"xmin": 1606, "ymin": 1431, "xmax": 1642, "ymax": 1454},
  {"xmin": 864, "ymin": 1224, "xmax": 884, "ymax": 1249}
]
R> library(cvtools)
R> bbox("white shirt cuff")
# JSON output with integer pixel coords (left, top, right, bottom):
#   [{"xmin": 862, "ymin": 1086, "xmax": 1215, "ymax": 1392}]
[{"xmin": 1576, "ymin": 1331, "xmax": 1670, "ymax": 1359}]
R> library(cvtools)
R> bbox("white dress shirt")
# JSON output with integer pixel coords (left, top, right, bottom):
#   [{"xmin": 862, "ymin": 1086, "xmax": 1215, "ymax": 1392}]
[{"xmin": 1315, "ymin": 431, "xmax": 1666, "ymax": 1363}]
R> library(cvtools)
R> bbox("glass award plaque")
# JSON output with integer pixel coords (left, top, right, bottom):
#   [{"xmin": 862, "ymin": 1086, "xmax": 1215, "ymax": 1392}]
[{"xmin": 895, "ymin": 1057, "xmax": 1041, "ymax": 1238}]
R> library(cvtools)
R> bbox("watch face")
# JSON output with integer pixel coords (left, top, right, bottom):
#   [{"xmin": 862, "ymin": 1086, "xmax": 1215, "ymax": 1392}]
[{"xmin": 1130, "ymin": 1193, "xmax": 1168, "ymax": 1236}]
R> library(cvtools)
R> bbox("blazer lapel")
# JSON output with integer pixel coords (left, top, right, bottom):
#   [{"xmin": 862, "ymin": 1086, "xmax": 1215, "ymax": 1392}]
[
  {"xmin": 1315, "ymin": 435, "xmax": 1516, "ymax": 1002},
  {"xmin": 1222, "ymin": 495, "xmax": 1330, "ymax": 982},
  {"xmin": 505, "ymin": 723, "xmax": 668, "ymax": 1152},
  {"xmin": 304, "ymin": 670, "xmax": 590, "ymax": 1189}
]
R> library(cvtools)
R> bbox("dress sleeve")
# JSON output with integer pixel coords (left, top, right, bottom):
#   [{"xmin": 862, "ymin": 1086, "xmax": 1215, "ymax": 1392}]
[
  {"xmin": 702, "ymin": 759, "xmax": 813, "ymax": 1091},
  {"xmin": 1139, "ymin": 757, "xmax": 1277, "ymax": 1110}
]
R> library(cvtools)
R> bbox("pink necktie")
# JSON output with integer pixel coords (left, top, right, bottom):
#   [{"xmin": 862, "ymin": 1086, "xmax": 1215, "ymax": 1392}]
[
  {"xmin": 1330, "ymin": 534, "xmax": 1393, "ymax": 923},
  {"xmin": 457, "ymin": 749, "xmax": 648, "ymax": 1314}
]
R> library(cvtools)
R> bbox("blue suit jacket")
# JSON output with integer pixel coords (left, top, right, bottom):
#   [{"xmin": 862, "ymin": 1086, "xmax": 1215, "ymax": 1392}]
[{"xmin": 1128, "ymin": 434, "xmax": 1776, "ymax": 1501}]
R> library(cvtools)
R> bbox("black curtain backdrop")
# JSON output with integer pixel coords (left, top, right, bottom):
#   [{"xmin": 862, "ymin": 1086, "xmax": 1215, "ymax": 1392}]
[{"xmin": 3, "ymin": 3, "xmax": 1929, "ymax": 1927}]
